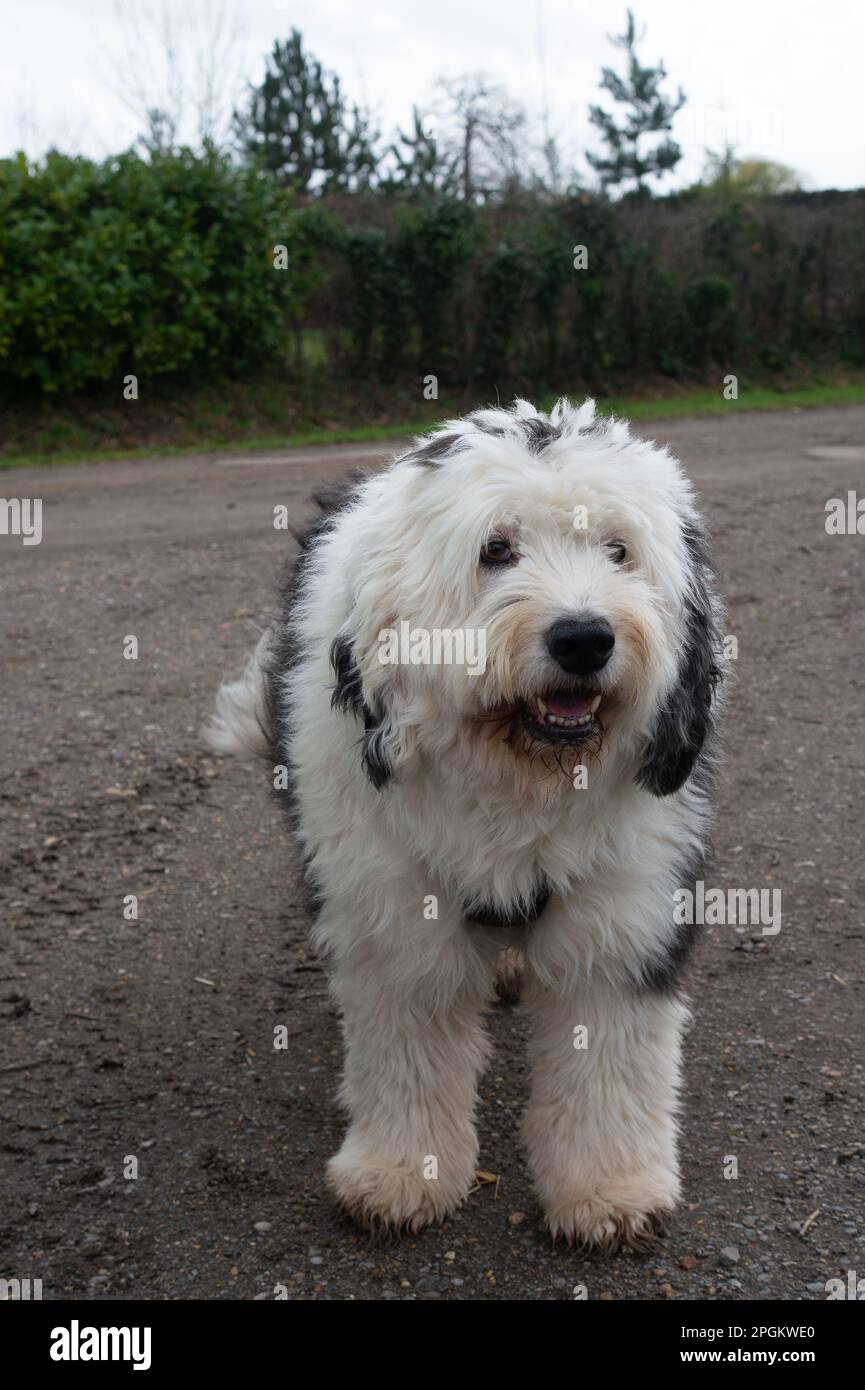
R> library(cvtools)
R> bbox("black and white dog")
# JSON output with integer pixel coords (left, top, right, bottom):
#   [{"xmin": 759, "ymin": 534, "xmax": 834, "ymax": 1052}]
[{"xmin": 208, "ymin": 397, "xmax": 724, "ymax": 1249}]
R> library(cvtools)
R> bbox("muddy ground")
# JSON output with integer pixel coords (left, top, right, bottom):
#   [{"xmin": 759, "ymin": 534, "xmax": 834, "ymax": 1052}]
[{"xmin": 1, "ymin": 406, "xmax": 863, "ymax": 1301}]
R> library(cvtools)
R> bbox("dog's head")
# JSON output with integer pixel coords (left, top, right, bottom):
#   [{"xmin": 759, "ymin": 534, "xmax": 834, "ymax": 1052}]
[{"xmin": 327, "ymin": 398, "xmax": 723, "ymax": 794}]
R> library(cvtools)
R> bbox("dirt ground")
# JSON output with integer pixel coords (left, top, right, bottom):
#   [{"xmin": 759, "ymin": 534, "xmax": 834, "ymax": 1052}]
[{"xmin": 1, "ymin": 405, "xmax": 863, "ymax": 1302}]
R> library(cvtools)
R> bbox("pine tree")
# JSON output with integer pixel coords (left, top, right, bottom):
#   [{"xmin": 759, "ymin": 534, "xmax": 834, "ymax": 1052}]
[
  {"xmin": 383, "ymin": 108, "xmax": 459, "ymax": 197},
  {"xmin": 232, "ymin": 30, "xmax": 378, "ymax": 193},
  {"xmin": 587, "ymin": 10, "xmax": 685, "ymax": 196}
]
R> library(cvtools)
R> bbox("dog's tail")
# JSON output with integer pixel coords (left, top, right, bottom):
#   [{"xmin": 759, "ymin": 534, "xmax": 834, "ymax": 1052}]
[{"xmin": 204, "ymin": 633, "xmax": 273, "ymax": 760}]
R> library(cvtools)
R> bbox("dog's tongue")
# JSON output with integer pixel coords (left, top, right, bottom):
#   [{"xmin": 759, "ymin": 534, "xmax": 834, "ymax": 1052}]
[{"xmin": 544, "ymin": 692, "xmax": 595, "ymax": 718}]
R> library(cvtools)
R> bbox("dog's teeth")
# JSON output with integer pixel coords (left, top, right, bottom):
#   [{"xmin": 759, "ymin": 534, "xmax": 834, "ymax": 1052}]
[
  {"xmin": 536, "ymin": 697, "xmax": 548, "ymax": 716},
  {"xmin": 541, "ymin": 710, "xmax": 594, "ymax": 729},
  {"xmin": 590, "ymin": 695, "xmax": 602, "ymax": 713}
]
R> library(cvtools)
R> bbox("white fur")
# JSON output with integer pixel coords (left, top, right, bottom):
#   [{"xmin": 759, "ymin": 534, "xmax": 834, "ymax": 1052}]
[
  {"xmin": 206, "ymin": 634, "xmax": 271, "ymax": 758},
  {"xmin": 208, "ymin": 398, "xmax": 720, "ymax": 1247}
]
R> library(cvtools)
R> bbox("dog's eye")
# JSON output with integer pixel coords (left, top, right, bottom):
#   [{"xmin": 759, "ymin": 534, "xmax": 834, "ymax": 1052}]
[
  {"xmin": 606, "ymin": 540, "xmax": 628, "ymax": 565},
  {"xmin": 480, "ymin": 537, "xmax": 514, "ymax": 566}
]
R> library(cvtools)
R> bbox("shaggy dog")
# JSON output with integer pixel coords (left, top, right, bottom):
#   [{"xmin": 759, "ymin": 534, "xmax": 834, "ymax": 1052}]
[{"xmin": 208, "ymin": 397, "xmax": 724, "ymax": 1250}]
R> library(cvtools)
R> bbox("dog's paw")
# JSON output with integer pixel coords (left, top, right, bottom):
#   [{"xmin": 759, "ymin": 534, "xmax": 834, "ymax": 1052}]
[
  {"xmin": 327, "ymin": 1152, "xmax": 467, "ymax": 1234},
  {"xmin": 542, "ymin": 1173, "xmax": 676, "ymax": 1253},
  {"xmin": 544, "ymin": 1197, "xmax": 670, "ymax": 1252}
]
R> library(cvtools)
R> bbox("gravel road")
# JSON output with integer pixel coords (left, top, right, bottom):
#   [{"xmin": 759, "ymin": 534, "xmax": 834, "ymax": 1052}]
[{"xmin": 1, "ymin": 405, "xmax": 863, "ymax": 1301}]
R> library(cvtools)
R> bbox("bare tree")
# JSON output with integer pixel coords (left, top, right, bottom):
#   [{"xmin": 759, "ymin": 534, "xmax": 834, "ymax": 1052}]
[
  {"xmin": 192, "ymin": 1, "xmax": 243, "ymax": 146},
  {"xmin": 102, "ymin": 0, "xmax": 244, "ymax": 153},
  {"xmin": 434, "ymin": 74, "xmax": 526, "ymax": 201}
]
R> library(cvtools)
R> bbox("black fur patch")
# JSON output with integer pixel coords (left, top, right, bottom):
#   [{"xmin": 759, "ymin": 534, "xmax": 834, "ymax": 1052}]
[
  {"xmin": 464, "ymin": 879, "xmax": 552, "ymax": 928},
  {"xmin": 634, "ymin": 844, "xmax": 706, "ymax": 993},
  {"xmin": 410, "ymin": 412, "xmax": 566, "ymax": 465},
  {"xmin": 326, "ymin": 632, "xmax": 393, "ymax": 789},
  {"xmin": 465, "ymin": 412, "xmax": 508, "ymax": 437},
  {"xmin": 520, "ymin": 416, "xmax": 562, "ymax": 452},
  {"xmin": 329, "ymin": 632, "xmax": 364, "ymax": 714},
  {"xmin": 267, "ymin": 472, "xmax": 367, "ymax": 720},
  {"xmin": 638, "ymin": 519, "xmax": 723, "ymax": 797},
  {"xmin": 637, "ymin": 919, "xmax": 699, "ymax": 993},
  {"xmin": 266, "ymin": 473, "xmax": 367, "ymax": 910},
  {"xmin": 409, "ymin": 432, "xmax": 468, "ymax": 466},
  {"xmin": 361, "ymin": 706, "xmax": 393, "ymax": 789}
]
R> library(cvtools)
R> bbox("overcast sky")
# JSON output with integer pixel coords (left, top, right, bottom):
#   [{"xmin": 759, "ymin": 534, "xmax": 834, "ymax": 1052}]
[{"xmin": 3, "ymin": 0, "xmax": 863, "ymax": 191}]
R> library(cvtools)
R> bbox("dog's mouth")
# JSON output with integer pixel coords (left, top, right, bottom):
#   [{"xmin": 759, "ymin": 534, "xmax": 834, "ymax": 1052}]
[{"xmin": 520, "ymin": 688, "xmax": 604, "ymax": 743}]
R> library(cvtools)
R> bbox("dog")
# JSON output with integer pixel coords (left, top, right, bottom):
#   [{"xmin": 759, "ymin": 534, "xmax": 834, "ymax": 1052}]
[{"xmin": 207, "ymin": 397, "xmax": 724, "ymax": 1250}]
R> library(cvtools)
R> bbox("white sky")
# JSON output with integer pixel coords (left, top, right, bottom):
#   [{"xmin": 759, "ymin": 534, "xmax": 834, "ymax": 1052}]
[{"xmin": 2, "ymin": 0, "xmax": 863, "ymax": 190}]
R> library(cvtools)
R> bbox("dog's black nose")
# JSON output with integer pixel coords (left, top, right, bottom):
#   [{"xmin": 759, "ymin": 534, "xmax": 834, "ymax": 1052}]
[{"xmin": 546, "ymin": 616, "xmax": 615, "ymax": 675}]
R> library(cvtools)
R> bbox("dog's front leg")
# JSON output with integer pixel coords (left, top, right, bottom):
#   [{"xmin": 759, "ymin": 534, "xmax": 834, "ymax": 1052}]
[
  {"xmin": 326, "ymin": 952, "xmax": 491, "ymax": 1233},
  {"xmin": 524, "ymin": 975, "xmax": 687, "ymax": 1251}
]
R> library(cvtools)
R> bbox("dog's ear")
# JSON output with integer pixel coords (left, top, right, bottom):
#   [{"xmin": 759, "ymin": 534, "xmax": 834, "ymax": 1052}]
[
  {"xmin": 330, "ymin": 633, "xmax": 414, "ymax": 788},
  {"xmin": 638, "ymin": 522, "xmax": 723, "ymax": 797}
]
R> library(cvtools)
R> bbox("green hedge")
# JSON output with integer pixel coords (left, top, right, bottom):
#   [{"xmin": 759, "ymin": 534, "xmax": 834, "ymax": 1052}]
[
  {"xmin": 1, "ymin": 148, "xmax": 863, "ymax": 401},
  {"xmin": 317, "ymin": 191, "xmax": 865, "ymax": 392},
  {"xmin": 0, "ymin": 148, "xmax": 322, "ymax": 395}
]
